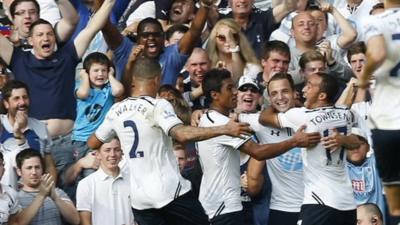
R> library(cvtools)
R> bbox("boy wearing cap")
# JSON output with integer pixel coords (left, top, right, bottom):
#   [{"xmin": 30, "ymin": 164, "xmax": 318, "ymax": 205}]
[{"xmin": 346, "ymin": 128, "xmax": 385, "ymax": 218}]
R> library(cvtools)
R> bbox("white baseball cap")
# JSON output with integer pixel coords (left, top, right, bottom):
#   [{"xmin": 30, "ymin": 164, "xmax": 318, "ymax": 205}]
[{"xmin": 238, "ymin": 75, "xmax": 259, "ymax": 91}]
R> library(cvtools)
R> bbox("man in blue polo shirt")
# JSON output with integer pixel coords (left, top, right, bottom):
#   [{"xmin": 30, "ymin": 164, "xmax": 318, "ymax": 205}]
[{"xmin": 0, "ymin": 0, "xmax": 116, "ymax": 184}]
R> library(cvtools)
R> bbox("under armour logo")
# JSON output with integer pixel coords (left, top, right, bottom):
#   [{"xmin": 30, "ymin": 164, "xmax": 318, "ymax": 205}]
[
  {"xmin": 271, "ymin": 130, "xmax": 280, "ymax": 136},
  {"xmin": 256, "ymin": 35, "xmax": 261, "ymax": 43}
]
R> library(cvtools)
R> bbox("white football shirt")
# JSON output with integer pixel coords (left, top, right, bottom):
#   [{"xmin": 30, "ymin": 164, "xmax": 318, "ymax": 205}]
[
  {"xmin": 363, "ymin": 8, "xmax": 400, "ymax": 130},
  {"xmin": 239, "ymin": 113, "xmax": 304, "ymax": 212},
  {"xmin": 277, "ymin": 106, "xmax": 357, "ymax": 210},
  {"xmin": 197, "ymin": 110, "xmax": 251, "ymax": 219},
  {"xmin": 95, "ymin": 96, "xmax": 191, "ymax": 210}
]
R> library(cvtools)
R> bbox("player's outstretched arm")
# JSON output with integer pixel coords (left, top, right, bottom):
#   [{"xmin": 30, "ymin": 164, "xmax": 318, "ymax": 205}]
[
  {"xmin": 240, "ymin": 125, "xmax": 320, "ymax": 161},
  {"xmin": 169, "ymin": 118, "xmax": 253, "ymax": 143}
]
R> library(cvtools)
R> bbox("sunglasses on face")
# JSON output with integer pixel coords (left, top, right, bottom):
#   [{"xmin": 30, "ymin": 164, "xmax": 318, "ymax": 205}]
[
  {"xmin": 216, "ymin": 33, "xmax": 239, "ymax": 43},
  {"xmin": 239, "ymin": 86, "xmax": 258, "ymax": 93},
  {"xmin": 139, "ymin": 32, "xmax": 164, "ymax": 39}
]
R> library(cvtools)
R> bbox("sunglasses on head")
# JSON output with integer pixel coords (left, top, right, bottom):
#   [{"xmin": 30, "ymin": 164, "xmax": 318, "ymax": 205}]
[
  {"xmin": 216, "ymin": 33, "xmax": 239, "ymax": 42},
  {"xmin": 239, "ymin": 85, "xmax": 258, "ymax": 93}
]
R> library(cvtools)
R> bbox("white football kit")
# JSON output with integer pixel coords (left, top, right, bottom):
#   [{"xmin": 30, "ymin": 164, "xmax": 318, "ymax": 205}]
[
  {"xmin": 197, "ymin": 110, "xmax": 251, "ymax": 219},
  {"xmin": 363, "ymin": 8, "xmax": 400, "ymax": 130},
  {"xmin": 95, "ymin": 96, "xmax": 191, "ymax": 210},
  {"xmin": 239, "ymin": 113, "xmax": 304, "ymax": 212},
  {"xmin": 277, "ymin": 106, "xmax": 357, "ymax": 210}
]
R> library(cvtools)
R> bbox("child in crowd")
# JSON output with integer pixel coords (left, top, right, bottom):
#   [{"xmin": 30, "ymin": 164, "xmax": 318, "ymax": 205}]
[
  {"xmin": 347, "ymin": 128, "xmax": 385, "ymax": 218},
  {"xmin": 71, "ymin": 52, "xmax": 124, "ymax": 176}
]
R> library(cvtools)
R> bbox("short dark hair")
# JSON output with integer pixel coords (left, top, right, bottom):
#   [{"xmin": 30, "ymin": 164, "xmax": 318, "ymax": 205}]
[
  {"xmin": 165, "ymin": 24, "xmax": 189, "ymax": 41},
  {"xmin": 347, "ymin": 42, "xmax": 366, "ymax": 63},
  {"xmin": 267, "ymin": 72, "xmax": 295, "ymax": 95},
  {"xmin": 2, "ymin": 80, "xmax": 29, "ymax": 102},
  {"xmin": 123, "ymin": 57, "xmax": 161, "ymax": 97},
  {"xmin": 314, "ymin": 72, "xmax": 339, "ymax": 104},
  {"xmin": 158, "ymin": 84, "xmax": 183, "ymax": 99},
  {"xmin": 29, "ymin": 18, "xmax": 53, "ymax": 37},
  {"xmin": 299, "ymin": 50, "xmax": 326, "ymax": 70},
  {"xmin": 262, "ymin": 40, "xmax": 290, "ymax": 61},
  {"xmin": 0, "ymin": 152, "xmax": 3, "ymax": 162},
  {"xmin": 370, "ymin": 2, "xmax": 384, "ymax": 15},
  {"xmin": 306, "ymin": 5, "xmax": 329, "ymax": 23},
  {"xmin": 10, "ymin": 0, "xmax": 40, "ymax": 19},
  {"xmin": 16, "ymin": 149, "xmax": 44, "ymax": 170},
  {"xmin": 83, "ymin": 52, "xmax": 112, "ymax": 73},
  {"xmin": 137, "ymin": 17, "xmax": 163, "ymax": 37},
  {"xmin": 202, "ymin": 69, "xmax": 231, "ymax": 103}
]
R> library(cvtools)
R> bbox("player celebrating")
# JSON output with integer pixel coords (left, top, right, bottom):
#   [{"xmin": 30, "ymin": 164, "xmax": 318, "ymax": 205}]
[
  {"xmin": 87, "ymin": 57, "xmax": 253, "ymax": 225},
  {"xmin": 359, "ymin": 0, "xmax": 400, "ymax": 222},
  {"xmin": 196, "ymin": 69, "xmax": 320, "ymax": 225},
  {"xmin": 260, "ymin": 72, "xmax": 361, "ymax": 225}
]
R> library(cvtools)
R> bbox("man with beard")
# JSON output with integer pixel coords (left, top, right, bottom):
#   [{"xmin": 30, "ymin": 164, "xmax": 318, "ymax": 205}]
[{"xmin": 0, "ymin": 80, "xmax": 56, "ymax": 189}]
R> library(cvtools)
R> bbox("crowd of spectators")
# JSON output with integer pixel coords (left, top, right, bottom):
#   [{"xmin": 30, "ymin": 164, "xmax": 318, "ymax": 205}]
[{"xmin": 0, "ymin": 0, "xmax": 398, "ymax": 225}]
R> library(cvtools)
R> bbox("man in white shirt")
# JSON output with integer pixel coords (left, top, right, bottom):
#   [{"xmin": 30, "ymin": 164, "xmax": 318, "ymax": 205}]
[
  {"xmin": 359, "ymin": 0, "xmax": 400, "ymax": 222},
  {"xmin": 260, "ymin": 72, "xmax": 361, "ymax": 225},
  {"xmin": 87, "ymin": 56, "xmax": 253, "ymax": 225},
  {"xmin": 77, "ymin": 138, "xmax": 134, "ymax": 225},
  {"xmin": 244, "ymin": 73, "xmax": 306, "ymax": 225},
  {"xmin": 197, "ymin": 69, "xmax": 320, "ymax": 225}
]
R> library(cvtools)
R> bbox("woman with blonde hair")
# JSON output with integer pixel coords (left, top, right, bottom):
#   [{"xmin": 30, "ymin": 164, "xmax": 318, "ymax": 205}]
[{"xmin": 206, "ymin": 18, "xmax": 261, "ymax": 82}]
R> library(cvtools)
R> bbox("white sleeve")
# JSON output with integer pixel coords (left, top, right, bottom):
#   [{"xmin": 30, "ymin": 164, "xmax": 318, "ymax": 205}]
[
  {"xmin": 4, "ymin": 186, "xmax": 21, "ymax": 215},
  {"xmin": 239, "ymin": 113, "xmax": 261, "ymax": 131},
  {"xmin": 277, "ymin": 107, "xmax": 306, "ymax": 131},
  {"xmin": 95, "ymin": 110, "xmax": 116, "ymax": 143},
  {"xmin": 363, "ymin": 15, "xmax": 382, "ymax": 42},
  {"xmin": 76, "ymin": 180, "xmax": 92, "ymax": 212},
  {"xmin": 218, "ymin": 135, "xmax": 252, "ymax": 150},
  {"xmin": 154, "ymin": 99, "xmax": 183, "ymax": 135}
]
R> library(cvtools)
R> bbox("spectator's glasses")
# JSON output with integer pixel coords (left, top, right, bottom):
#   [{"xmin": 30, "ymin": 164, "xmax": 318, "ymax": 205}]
[
  {"xmin": 238, "ymin": 86, "xmax": 258, "ymax": 93},
  {"xmin": 139, "ymin": 31, "xmax": 164, "ymax": 39},
  {"xmin": 216, "ymin": 33, "xmax": 239, "ymax": 43},
  {"xmin": 14, "ymin": 9, "xmax": 38, "ymax": 16}
]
